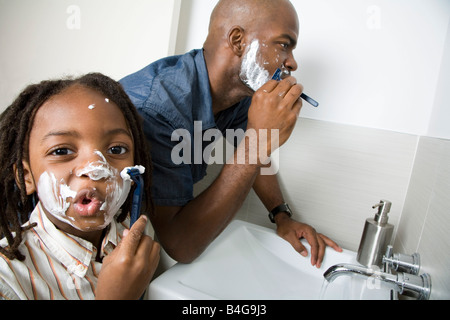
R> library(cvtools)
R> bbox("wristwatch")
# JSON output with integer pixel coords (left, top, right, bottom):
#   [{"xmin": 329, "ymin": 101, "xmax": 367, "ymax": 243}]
[{"xmin": 268, "ymin": 203, "xmax": 292, "ymax": 223}]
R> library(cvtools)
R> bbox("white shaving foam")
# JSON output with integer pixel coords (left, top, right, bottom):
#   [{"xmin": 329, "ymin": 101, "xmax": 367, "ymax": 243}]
[
  {"xmin": 102, "ymin": 165, "xmax": 146, "ymax": 218},
  {"xmin": 239, "ymin": 40, "xmax": 271, "ymax": 91},
  {"xmin": 37, "ymin": 151, "xmax": 143, "ymax": 232},
  {"xmin": 37, "ymin": 172, "xmax": 77, "ymax": 225},
  {"xmin": 120, "ymin": 165, "xmax": 145, "ymax": 180},
  {"xmin": 76, "ymin": 151, "xmax": 115, "ymax": 181}
]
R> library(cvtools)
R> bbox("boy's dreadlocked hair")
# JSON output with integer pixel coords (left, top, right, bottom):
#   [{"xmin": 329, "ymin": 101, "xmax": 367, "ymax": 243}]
[{"xmin": 0, "ymin": 73, "xmax": 153, "ymax": 261}]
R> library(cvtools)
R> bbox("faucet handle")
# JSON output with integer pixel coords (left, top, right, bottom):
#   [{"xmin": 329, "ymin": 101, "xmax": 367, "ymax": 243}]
[
  {"xmin": 397, "ymin": 272, "xmax": 431, "ymax": 300},
  {"xmin": 384, "ymin": 245, "xmax": 394, "ymax": 259},
  {"xmin": 383, "ymin": 245, "xmax": 421, "ymax": 275},
  {"xmin": 382, "ymin": 245, "xmax": 394, "ymax": 272}
]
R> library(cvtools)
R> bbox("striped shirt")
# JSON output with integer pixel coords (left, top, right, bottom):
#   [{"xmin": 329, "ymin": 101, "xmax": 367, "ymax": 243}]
[{"xmin": 0, "ymin": 202, "xmax": 129, "ymax": 300}]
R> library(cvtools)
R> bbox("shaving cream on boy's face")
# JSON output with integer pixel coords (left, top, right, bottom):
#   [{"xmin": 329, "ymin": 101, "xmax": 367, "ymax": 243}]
[{"xmin": 37, "ymin": 151, "xmax": 132, "ymax": 231}]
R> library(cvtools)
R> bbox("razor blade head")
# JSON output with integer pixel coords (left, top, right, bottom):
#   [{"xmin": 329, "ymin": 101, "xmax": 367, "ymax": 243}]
[
  {"xmin": 120, "ymin": 165, "xmax": 146, "ymax": 180},
  {"xmin": 127, "ymin": 169, "xmax": 144, "ymax": 185},
  {"xmin": 127, "ymin": 168, "xmax": 141, "ymax": 176},
  {"xmin": 272, "ymin": 68, "xmax": 291, "ymax": 81},
  {"xmin": 272, "ymin": 68, "xmax": 283, "ymax": 81}
]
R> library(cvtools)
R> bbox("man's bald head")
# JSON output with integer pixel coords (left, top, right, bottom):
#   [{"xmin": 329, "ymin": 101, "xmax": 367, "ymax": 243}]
[
  {"xmin": 209, "ymin": 0, "xmax": 274, "ymax": 31},
  {"xmin": 206, "ymin": 0, "xmax": 297, "ymax": 46},
  {"xmin": 202, "ymin": 0, "xmax": 300, "ymax": 105}
]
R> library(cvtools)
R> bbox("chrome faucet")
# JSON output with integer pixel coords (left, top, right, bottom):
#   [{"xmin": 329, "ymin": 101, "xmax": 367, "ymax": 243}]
[
  {"xmin": 323, "ymin": 263, "xmax": 431, "ymax": 300},
  {"xmin": 324, "ymin": 245, "xmax": 431, "ymax": 300},
  {"xmin": 382, "ymin": 245, "xmax": 421, "ymax": 275}
]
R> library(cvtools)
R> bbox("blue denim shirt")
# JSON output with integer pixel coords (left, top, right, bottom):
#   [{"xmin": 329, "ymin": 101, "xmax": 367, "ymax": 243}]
[{"xmin": 120, "ymin": 49, "xmax": 251, "ymax": 206}]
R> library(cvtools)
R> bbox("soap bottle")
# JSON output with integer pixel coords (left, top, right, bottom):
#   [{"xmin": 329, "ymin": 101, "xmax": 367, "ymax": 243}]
[{"xmin": 357, "ymin": 200, "xmax": 394, "ymax": 267}]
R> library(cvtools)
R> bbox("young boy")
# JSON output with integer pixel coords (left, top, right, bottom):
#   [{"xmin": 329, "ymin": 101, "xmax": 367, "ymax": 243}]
[{"xmin": 0, "ymin": 73, "xmax": 160, "ymax": 300}]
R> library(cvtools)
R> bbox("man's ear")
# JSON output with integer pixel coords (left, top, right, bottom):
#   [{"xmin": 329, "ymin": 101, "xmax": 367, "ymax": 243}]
[
  {"xmin": 227, "ymin": 25, "xmax": 246, "ymax": 57},
  {"xmin": 14, "ymin": 161, "xmax": 36, "ymax": 195}
]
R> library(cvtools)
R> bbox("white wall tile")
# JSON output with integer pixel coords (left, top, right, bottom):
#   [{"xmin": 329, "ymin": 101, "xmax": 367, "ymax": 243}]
[
  {"xmin": 247, "ymin": 119, "xmax": 417, "ymax": 251},
  {"xmin": 397, "ymin": 137, "xmax": 450, "ymax": 299},
  {"xmin": 394, "ymin": 137, "xmax": 442, "ymax": 253},
  {"xmin": 196, "ymin": 119, "xmax": 418, "ymax": 251}
]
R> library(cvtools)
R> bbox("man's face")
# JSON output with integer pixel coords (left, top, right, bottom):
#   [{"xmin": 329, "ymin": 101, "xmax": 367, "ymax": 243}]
[{"xmin": 239, "ymin": 5, "xmax": 299, "ymax": 91}]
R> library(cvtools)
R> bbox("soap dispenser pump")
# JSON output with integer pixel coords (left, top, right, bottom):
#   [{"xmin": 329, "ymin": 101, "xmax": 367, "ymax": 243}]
[{"xmin": 357, "ymin": 200, "xmax": 394, "ymax": 267}]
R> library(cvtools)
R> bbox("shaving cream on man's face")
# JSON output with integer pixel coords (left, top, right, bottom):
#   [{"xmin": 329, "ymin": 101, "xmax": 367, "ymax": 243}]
[
  {"xmin": 239, "ymin": 40, "xmax": 272, "ymax": 91},
  {"xmin": 37, "ymin": 151, "xmax": 132, "ymax": 231}
]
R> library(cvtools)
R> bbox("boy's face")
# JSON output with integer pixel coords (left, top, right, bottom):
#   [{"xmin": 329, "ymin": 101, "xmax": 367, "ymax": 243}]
[{"xmin": 23, "ymin": 85, "xmax": 135, "ymax": 236}]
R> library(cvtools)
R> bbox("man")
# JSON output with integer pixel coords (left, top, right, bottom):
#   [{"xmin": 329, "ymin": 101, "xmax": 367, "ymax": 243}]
[{"xmin": 121, "ymin": 0, "xmax": 342, "ymax": 267}]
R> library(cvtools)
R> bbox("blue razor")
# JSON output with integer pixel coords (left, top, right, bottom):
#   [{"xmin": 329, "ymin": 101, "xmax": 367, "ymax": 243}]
[
  {"xmin": 272, "ymin": 68, "xmax": 319, "ymax": 108},
  {"xmin": 272, "ymin": 68, "xmax": 284, "ymax": 81},
  {"xmin": 127, "ymin": 168, "xmax": 144, "ymax": 227}
]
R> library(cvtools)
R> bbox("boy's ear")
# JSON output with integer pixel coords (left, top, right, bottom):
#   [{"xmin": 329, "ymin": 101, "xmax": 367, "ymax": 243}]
[
  {"xmin": 227, "ymin": 25, "xmax": 246, "ymax": 57},
  {"xmin": 14, "ymin": 161, "xmax": 36, "ymax": 195}
]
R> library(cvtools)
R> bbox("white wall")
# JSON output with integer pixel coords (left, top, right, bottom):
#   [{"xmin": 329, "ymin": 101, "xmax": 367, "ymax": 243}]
[
  {"xmin": 0, "ymin": 0, "xmax": 181, "ymax": 112},
  {"xmin": 176, "ymin": 0, "xmax": 450, "ymax": 137},
  {"xmin": 427, "ymin": 17, "xmax": 450, "ymax": 139}
]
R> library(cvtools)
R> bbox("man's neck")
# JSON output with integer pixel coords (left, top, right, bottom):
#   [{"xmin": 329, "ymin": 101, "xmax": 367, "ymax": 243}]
[{"xmin": 203, "ymin": 48, "xmax": 253, "ymax": 115}]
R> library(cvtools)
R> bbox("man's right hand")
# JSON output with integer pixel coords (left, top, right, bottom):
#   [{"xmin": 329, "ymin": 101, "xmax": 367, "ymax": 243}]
[{"xmin": 246, "ymin": 76, "xmax": 303, "ymax": 162}]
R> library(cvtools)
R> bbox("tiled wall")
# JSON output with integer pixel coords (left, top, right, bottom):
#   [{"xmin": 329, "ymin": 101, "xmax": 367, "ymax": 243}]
[
  {"xmin": 196, "ymin": 118, "xmax": 418, "ymax": 249},
  {"xmin": 195, "ymin": 118, "xmax": 450, "ymax": 299},
  {"xmin": 395, "ymin": 137, "xmax": 450, "ymax": 299}
]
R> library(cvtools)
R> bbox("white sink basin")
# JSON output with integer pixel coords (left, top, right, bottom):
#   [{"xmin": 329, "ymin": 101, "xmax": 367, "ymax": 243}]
[{"xmin": 148, "ymin": 220, "xmax": 391, "ymax": 300}]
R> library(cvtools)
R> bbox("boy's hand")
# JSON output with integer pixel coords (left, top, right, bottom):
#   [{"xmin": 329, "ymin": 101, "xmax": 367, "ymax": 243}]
[{"xmin": 96, "ymin": 215, "xmax": 160, "ymax": 300}]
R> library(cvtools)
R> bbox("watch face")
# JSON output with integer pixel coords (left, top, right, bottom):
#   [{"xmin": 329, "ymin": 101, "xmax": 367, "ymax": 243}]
[{"xmin": 269, "ymin": 203, "xmax": 292, "ymax": 223}]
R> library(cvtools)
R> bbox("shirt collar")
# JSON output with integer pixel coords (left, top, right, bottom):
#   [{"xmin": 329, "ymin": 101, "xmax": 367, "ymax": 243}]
[
  {"xmin": 29, "ymin": 203, "xmax": 124, "ymax": 278},
  {"xmin": 192, "ymin": 49, "xmax": 216, "ymax": 130}
]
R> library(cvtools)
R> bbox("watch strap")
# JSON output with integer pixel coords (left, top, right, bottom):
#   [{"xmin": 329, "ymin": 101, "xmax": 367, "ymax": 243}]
[{"xmin": 268, "ymin": 203, "xmax": 292, "ymax": 223}]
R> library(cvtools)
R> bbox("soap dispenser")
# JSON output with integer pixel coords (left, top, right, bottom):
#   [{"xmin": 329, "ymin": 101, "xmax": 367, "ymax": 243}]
[{"xmin": 357, "ymin": 200, "xmax": 394, "ymax": 267}]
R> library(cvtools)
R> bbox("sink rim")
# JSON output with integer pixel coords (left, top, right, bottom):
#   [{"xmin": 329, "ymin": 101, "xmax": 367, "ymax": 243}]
[{"xmin": 148, "ymin": 219, "xmax": 391, "ymax": 300}]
